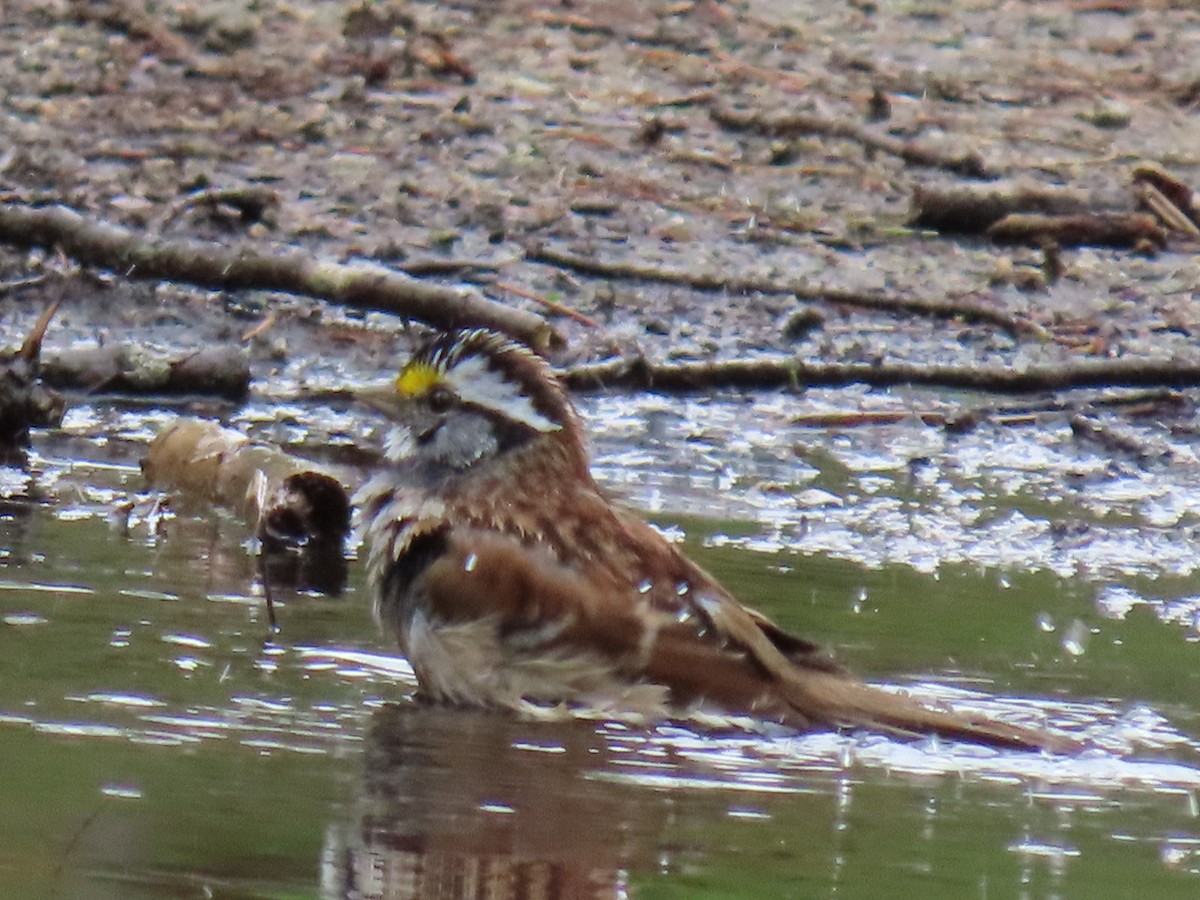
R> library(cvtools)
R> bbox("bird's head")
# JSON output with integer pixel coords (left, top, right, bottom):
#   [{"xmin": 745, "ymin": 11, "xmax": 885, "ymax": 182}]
[{"xmin": 358, "ymin": 329, "xmax": 586, "ymax": 473}]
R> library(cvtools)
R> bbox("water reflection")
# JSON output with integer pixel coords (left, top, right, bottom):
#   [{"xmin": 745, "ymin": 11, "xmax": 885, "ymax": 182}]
[
  {"xmin": 261, "ymin": 541, "xmax": 350, "ymax": 597},
  {"xmin": 325, "ymin": 706, "xmax": 641, "ymax": 900},
  {"xmin": 0, "ymin": 452, "xmax": 48, "ymax": 567},
  {"xmin": 320, "ymin": 701, "xmax": 1200, "ymax": 900}
]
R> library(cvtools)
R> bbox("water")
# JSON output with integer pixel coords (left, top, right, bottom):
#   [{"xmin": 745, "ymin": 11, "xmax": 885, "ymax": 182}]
[{"xmin": 2, "ymin": 398, "xmax": 1200, "ymax": 898}]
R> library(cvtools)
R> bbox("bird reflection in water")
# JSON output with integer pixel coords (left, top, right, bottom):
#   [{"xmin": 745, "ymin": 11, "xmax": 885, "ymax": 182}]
[{"xmin": 322, "ymin": 705, "xmax": 650, "ymax": 900}]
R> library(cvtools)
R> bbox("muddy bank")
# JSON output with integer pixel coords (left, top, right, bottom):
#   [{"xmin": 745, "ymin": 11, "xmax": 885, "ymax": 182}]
[{"xmin": 3, "ymin": 1, "xmax": 1200, "ymax": 376}]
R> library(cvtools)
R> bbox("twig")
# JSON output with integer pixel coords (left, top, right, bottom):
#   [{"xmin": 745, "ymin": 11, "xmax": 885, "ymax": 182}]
[
  {"xmin": 258, "ymin": 550, "xmax": 280, "ymax": 636},
  {"xmin": 144, "ymin": 417, "xmax": 355, "ymax": 626},
  {"xmin": 1136, "ymin": 181, "xmax": 1200, "ymax": 237},
  {"xmin": 0, "ymin": 203, "xmax": 561, "ymax": 350},
  {"xmin": 1132, "ymin": 162, "xmax": 1200, "ymax": 230},
  {"xmin": 523, "ymin": 241, "xmax": 1044, "ymax": 338},
  {"xmin": 791, "ymin": 408, "xmax": 1044, "ymax": 429},
  {"xmin": 559, "ymin": 355, "xmax": 1200, "ymax": 395},
  {"xmin": 492, "ymin": 281, "xmax": 601, "ymax": 328},
  {"xmin": 18, "ymin": 297, "xmax": 61, "ymax": 364},
  {"xmin": 709, "ymin": 51, "xmax": 814, "ymax": 93},
  {"xmin": 709, "ymin": 103, "xmax": 991, "ymax": 178},
  {"xmin": 792, "ymin": 410, "xmax": 948, "ymax": 427},
  {"xmin": 161, "ymin": 185, "xmax": 282, "ymax": 230},
  {"xmin": 414, "ymin": 31, "xmax": 476, "ymax": 84},
  {"xmin": 791, "ymin": 390, "xmax": 1186, "ymax": 430},
  {"xmin": 240, "ymin": 311, "xmax": 279, "ymax": 343},
  {"xmin": 0, "ymin": 273, "xmax": 54, "ymax": 297}
]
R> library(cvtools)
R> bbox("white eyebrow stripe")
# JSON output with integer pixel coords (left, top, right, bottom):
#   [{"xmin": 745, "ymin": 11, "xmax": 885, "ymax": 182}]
[{"xmin": 447, "ymin": 354, "xmax": 561, "ymax": 433}]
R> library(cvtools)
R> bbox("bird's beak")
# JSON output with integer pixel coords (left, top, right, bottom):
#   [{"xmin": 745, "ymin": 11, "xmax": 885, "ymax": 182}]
[{"xmin": 354, "ymin": 380, "xmax": 409, "ymax": 421}]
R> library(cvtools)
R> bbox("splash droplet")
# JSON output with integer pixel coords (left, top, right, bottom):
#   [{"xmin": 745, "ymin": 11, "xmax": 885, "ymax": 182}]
[
  {"xmin": 1061, "ymin": 619, "xmax": 1088, "ymax": 656},
  {"xmin": 851, "ymin": 587, "xmax": 867, "ymax": 615}
]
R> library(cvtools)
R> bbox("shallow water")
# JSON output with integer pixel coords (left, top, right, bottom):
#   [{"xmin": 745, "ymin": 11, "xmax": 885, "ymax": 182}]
[{"xmin": 3, "ymin": 395, "xmax": 1200, "ymax": 898}]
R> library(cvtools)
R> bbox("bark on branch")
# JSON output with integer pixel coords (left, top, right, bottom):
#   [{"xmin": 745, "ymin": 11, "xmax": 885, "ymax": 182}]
[
  {"xmin": 0, "ymin": 203, "xmax": 561, "ymax": 350},
  {"xmin": 42, "ymin": 345, "xmax": 251, "ymax": 399},
  {"xmin": 560, "ymin": 354, "xmax": 1200, "ymax": 395}
]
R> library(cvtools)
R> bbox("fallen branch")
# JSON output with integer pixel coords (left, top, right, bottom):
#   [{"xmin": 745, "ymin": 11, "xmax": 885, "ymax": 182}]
[
  {"xmin": 987, "ymin": 212, "xmax": 1165, "ymax": 249},
  {"xmin": 42, "ymin": 345, "xmax": 250, "ymax": 399},
  {"xmin": 560, "ymin": 355, "xmax": 1200, "ymax": 395},
  {"xmin": 709, "ymin": 103, "xmax": 990, "ymax": 178},
  {"xmin": 0, "ymin": 203, "xmax": 561, "ymax": 350},
  {"xmin": 910, "ymin": 180, "xmax": 1093, "ymax": 233},
  {"xmin": 914, "ymin": 164, "xmax": 1189, "ymax": 249},
  {"xmin": 524, "ymin": 241, "xmax": 1043, "ymax": 338},
  {"xmin": 944, "ymin": 389, "xmax": 1186, "ymax": 433},
  {"xmin": 142, "ymin": 417, "xmax": 351, "ymax": 547},
  {"xmin": 789, "ymin": 390, "xmax": 1186, "ymax": 430}
]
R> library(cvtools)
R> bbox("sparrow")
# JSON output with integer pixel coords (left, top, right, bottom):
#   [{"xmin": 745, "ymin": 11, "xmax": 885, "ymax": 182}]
[{"xmin": 354, "ymin": 328, "xmax": 1067, "ymax": 751}]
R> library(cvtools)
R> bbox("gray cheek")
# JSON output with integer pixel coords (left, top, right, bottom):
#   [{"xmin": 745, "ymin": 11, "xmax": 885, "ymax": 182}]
[{"xmin": 428, "ymin": 413, "xmax": 499, "ymax": 468}]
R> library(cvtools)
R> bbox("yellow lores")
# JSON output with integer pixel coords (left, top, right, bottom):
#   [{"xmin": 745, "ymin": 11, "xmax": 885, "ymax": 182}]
[{"xmin": 395, "ymin": 362, "xmax": 441, "ymax": 398}]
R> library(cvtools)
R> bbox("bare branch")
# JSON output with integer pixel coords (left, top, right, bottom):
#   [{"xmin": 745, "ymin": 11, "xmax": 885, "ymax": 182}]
[
  {"xmin": 42, "ymin": 345, "xmax": 250, "ymax": 399},
  {"xmin": 560, "ymin": 354, "xmax": 1200, "ymax": 395},
  {"xmin": 0, "ymin": 203, "xmax": 562, "ymax": 350}
]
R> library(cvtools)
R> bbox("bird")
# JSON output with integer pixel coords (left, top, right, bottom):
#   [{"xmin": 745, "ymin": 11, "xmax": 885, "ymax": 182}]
[{"xmin": 354, "ymin": 328, "xmax": 1069, "ymax": 752}]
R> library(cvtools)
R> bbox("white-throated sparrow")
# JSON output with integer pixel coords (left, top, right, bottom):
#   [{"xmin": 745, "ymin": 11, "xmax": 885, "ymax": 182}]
[{"xmin": 355, "ymin": 329, "xmax": 1067, "ymax": 751}]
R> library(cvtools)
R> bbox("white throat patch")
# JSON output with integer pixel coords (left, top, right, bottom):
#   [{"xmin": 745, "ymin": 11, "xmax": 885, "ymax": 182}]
[{"xmin": 447, "ymin": 354, "xmax": 562, "ymax": 433}]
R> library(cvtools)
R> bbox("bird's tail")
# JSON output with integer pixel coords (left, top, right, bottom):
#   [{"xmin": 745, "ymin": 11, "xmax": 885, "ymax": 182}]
[{"xmin": 784, "ymin": 669, "xmax": 1076, "ymax": 752}]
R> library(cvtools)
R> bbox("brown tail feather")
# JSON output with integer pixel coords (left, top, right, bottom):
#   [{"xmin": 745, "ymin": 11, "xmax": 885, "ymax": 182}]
[{"xmin": 783, "ymin": 670, "xmax": 1077, "ymax": 753}]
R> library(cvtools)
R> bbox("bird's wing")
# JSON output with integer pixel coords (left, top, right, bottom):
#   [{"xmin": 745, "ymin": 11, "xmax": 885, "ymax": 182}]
[
  {"xmin": 637, "ymin": 577, "xmax": 1077, "ymax": 751},
  {"xmin": 400, "ymin": 518, "xmax": 1070, "ymax": 752},
  {"xmin": 399, "ymin": 523, "xmax": 811, "ymax": 721},
  {"xmin": 621, "ymin": 532, "xmax": 1076, "ymax": 751}
]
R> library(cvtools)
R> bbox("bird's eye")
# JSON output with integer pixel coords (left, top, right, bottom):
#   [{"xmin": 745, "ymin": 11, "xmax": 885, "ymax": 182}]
[{"xmin": 427, "ymin": 385, "xmax": 454, "ymax": 413}]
